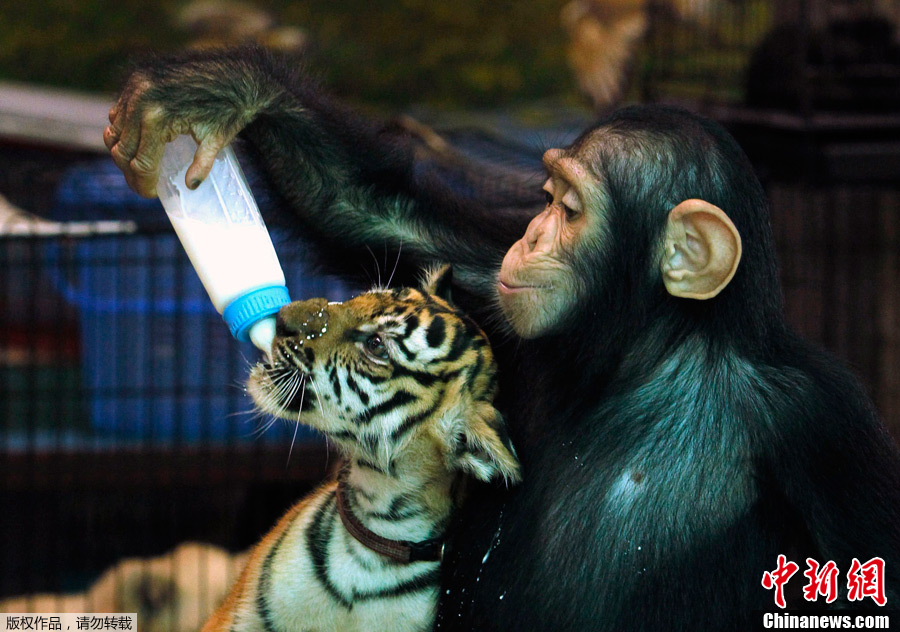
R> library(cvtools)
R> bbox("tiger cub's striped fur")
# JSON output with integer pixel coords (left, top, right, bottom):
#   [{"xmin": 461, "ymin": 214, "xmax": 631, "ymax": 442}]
[{"xmin": 203, "ymin": 265, "xmax": 521, "ymax": 632}]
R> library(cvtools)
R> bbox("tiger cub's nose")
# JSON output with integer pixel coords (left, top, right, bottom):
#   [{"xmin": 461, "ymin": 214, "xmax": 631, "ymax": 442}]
[{"xmin": 276, "ymin": 298, "xmax": 330, "ymax": 339}]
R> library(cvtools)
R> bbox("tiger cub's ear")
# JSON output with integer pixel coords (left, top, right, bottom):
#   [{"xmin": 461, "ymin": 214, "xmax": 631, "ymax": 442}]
[
  {"xmin": 421, "ymin": 263, "xmax": 453, "ymax": 303},
  {"xmin": 453, "ymin": 403, "xmax": 522, "ymax": 486}
]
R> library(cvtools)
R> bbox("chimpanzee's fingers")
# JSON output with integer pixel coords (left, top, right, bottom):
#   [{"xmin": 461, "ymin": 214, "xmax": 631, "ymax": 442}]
[
  {"xmin": 185, "ymin": 133, "xmax": 230, "ymax": 190},
  {"xmin": 110, "ymin": 98, "xmax": 174, "ymax": 198},
  {"xmin": 108, "ymin": 95, "xmax": 143, "ymax": 176},
  {"xmin": 104, "ymin": 104, "xmax": 120, "ymax": 150},
  {"xmin": 104, "ymin": 99, "xmax": 125, "ymax": 151},
  {"xmin": 103, "ymin": 124, "xmax": 118, "ymax": 151},
  {"xmin": 128, "ymin": 121, "xmax": 173, "ymax": 199}
]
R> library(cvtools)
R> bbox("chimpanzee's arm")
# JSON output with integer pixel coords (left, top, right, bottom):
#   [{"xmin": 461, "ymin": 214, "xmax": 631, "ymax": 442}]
[
  {"xmin": 105, "ymin": 46, "xmax": 540, "ymax": 298},
  {"xmin": 762, "ymin": 356, "xmax": 900, "ymax": 607}
]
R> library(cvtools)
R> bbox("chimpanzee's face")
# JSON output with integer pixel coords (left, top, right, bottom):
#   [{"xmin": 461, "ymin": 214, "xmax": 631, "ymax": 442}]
[{"xmin": 497, "ymin": 147, "xmax": 604, "ymax": 338}]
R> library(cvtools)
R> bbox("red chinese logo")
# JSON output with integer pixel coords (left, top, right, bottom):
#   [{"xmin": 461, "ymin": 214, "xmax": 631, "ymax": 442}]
[
  {"xmin": 847, "ymin": 557, "xmax": 887, "ymax": 607},
  {"xmin": 762, "ymin": 555, "xmax": 888, "ymax": 608},
  {"xmin": 803, "ymin": 558, "xmax": 839, "ymax": 604},
  {"xmin": 762, "ymin": 554, "xmax": 800, "ymax": 608}
]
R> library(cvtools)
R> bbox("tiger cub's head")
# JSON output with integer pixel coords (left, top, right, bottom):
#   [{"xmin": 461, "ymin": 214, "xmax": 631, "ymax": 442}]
[{"xmin": 248, "ymin": 265, "xmax": 521, "ymax": 485}]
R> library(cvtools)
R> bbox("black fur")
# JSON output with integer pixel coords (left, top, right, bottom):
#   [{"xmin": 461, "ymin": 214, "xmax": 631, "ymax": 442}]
[
  {"xmin": 121, "ymin": 47, "xmax": 900, "ymax": 630},
  {"xmin": 124, "ymin": 46, "xmax": 538, "ymax": 299}
]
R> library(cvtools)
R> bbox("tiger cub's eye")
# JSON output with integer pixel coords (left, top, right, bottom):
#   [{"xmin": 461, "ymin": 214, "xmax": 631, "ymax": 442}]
[{"xmin": 365, "ymin": 334, "xmax": 389, "ymax": 359}]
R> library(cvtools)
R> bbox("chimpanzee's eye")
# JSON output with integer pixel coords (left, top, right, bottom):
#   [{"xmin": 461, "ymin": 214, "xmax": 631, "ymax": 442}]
[{"xmin": 544, "ymin": 190, "xmax": 554, "ymax": 205}]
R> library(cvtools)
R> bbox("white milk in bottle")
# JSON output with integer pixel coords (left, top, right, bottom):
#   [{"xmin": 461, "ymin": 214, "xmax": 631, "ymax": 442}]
[{"xmin": 156, "ymin": 135, "xmax": 290, "ymax": 354}]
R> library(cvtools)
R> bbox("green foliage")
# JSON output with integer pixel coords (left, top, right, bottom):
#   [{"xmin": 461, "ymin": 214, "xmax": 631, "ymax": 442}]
[
  {"xmin": 0, "ymin": 0, "xmax": 576, "ymax": 107},
  {"xmin": 280, "ymin": 0, "xmax": 574, "ymax": 106},
  {"xmin": 0, "ymin": 0, "xmax": 189, "ymax": 92},
  {"xmin": 0, "ymin": 0, "xmax": 769, "ymax": 107}
]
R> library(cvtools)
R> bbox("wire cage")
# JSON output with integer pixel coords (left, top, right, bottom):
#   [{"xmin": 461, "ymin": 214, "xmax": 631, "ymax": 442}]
[
  {"xmin": 0, "ymin": 143, "xmax": 356, "ymax": 623},
  {"xmin": 640, "ymin": 0, "xmax": 775, "ymax": 104},
  {"xmin": 641, "ymin": 0, "xmax": 900, "ymax": 110}
]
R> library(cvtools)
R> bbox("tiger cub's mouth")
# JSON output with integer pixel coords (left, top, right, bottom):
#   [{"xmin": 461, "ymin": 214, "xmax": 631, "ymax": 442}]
[{"xmin": 251, "ymin": 357, "xmax": 316, "ymax": 415}]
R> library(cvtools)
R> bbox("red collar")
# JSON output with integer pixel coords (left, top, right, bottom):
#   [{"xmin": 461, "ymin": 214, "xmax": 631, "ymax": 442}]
[{"xmin": 336, "ymin": 480, "xmax": 445, "ymax": 564}]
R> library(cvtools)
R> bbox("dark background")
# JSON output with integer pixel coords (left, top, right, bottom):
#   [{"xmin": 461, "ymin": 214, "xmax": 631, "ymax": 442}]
[{"xmin": 0, "ymin": 0, "xmax": 898, "ymax": 616}]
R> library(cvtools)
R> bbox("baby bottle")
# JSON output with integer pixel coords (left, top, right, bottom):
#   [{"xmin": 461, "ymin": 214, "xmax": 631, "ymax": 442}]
[{"xmin": 156, "ymin": 135, "xmax": 289, "ymax": 354}]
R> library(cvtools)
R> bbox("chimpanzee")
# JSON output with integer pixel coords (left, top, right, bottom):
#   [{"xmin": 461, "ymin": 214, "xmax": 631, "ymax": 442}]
[{"xmin": 105, "ymin": 46, "xmax": 900, "ymax": 630}]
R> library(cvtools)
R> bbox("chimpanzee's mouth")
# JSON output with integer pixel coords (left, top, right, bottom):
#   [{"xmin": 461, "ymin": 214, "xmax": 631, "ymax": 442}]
[{"xmin": 498, "ymin": 279, "xmax": 552, "ymax": 294}]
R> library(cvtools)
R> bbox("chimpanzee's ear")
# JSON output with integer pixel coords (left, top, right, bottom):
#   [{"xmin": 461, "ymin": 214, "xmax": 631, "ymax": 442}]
[
  {"xmin": 661, "ymin": 199, "xmax": 742, "ymax": 300},
  {"xmin": 421, "ymin": 263, "xmax": 454, "ymax": 302}
]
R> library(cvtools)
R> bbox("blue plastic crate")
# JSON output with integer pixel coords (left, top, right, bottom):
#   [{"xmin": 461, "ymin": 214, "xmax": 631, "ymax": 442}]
[
  {"xmin": 47, "ymin": 231, "xmax": 355, "ymax": 446},
  {"xmin": 54, "ymin": 159, "xmax": 168, "ymax": 227}
]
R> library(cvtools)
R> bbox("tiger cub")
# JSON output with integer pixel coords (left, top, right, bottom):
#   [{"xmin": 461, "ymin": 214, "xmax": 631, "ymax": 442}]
[{"xmin": 203, "ymin": 265, "xmax": 521, "ymax": 632}]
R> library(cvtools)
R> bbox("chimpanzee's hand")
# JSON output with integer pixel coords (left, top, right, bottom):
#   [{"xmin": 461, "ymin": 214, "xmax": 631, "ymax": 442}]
[
  {"xmin": 103, "ymin": 49, "xmax": 278, "ymax": 198},
  {"xmin": 103, "ymin": 76, "xmax": 231, "ymax": 198}
]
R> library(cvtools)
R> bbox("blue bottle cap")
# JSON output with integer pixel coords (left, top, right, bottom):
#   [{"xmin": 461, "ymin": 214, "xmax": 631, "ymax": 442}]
[{"xmin": 223, "ymin": 285, "xmax": 291, "ymax": 342}]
